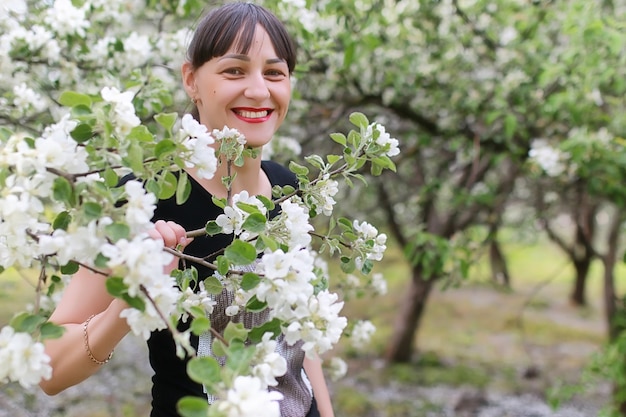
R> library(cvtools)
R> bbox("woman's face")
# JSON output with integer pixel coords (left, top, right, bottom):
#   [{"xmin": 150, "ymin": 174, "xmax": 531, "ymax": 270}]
[{"xmin": 183, "ymin": 25, "xmax": 292, "ymax": 149}]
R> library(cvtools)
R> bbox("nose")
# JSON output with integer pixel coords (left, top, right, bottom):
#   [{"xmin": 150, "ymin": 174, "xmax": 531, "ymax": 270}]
[{"xmin": 244, "ymin": 72, "xmax": 270, "ymax": 101}]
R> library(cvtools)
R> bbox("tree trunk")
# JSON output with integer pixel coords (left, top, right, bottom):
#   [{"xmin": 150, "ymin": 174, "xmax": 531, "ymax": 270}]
[
  {"xmin": 384, "ymin": 265, "xmax": 434, "ymax": 363},
  {"xmin": 602, "ymin": 212, "xmax": 621, "ymax": 341},
  {"xmin": 570, "ymin": 258, "xmax": 591, "ymax": 306},
  {"xmin": 489, "ymin": 239, "xmax": 510, "ymax": 287},
  {"xmin": 600, "ymin": 211, "xmax": 626, "ymax": 415}
]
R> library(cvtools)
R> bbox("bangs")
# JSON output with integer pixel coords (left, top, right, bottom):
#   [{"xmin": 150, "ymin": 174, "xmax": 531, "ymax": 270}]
[{"xmin": 187, "ymin": 3, "xmax": 296, "ymax": 73}]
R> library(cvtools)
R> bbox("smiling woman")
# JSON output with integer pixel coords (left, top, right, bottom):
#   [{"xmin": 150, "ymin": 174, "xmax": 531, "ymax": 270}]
[{"xmin": 38, "ymin": 3, "xmax": 333, "ymax": 417}]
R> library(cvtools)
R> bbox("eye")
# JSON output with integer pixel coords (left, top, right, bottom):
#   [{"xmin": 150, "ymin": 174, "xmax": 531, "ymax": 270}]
[
  {"xmin": 223, "ymin": 68, "xmax": 244, "ymax": 76},
  {"xmin": 265, "ymin": 68, "xmax": 287, "ymax": 79}
]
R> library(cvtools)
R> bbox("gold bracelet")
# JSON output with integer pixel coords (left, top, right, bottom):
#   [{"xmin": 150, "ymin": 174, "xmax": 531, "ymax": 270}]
[{"xmin": 83, "ymin": 314, "xmax": 113, "ymax": 365}]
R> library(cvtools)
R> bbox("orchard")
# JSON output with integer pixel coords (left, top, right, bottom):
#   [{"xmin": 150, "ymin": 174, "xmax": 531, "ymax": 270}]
[{"xmin": 2, "ymin": 0, "xmax": 626, "ymax": 416}]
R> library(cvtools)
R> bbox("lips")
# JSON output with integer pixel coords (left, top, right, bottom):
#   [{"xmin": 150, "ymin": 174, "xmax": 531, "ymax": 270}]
[{"xmin": 232, "ymin": 108, "xmax": 274, "ymax": 123}]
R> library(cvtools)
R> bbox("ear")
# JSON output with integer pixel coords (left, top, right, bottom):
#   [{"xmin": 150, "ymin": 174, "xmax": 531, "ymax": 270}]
[{"xmin": 181, "ymin": 61, "xmax": 197, "ymax": 100}]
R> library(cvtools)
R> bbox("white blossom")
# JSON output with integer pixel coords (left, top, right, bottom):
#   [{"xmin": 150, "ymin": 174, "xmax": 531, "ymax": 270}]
[
  {"xmin": 251, "ymin": 333, "xmax": 287, "ymax": 387},
  {"xmin": 0, "ymin": 326, "xmax": 52, "ymax": 388},
  {"xmin": 327, "ymin": 357, "xmax": 348, "ymax": 381},
  {"xmin": 101, "ymin": 234, "xmax": 173, "ymax": 297},
  {"xmin": 124, "ymin": 180, "xmax": 157, "ymax": 234},
  {"xmin": 12, "ymin": 82, "xmax": 46, "ymax": 115},
  {"xmin": 180, "ymin": 281, "xmax": 216, "ymax": 322},
  {"xmin": 528, "ymin": 139, "xmax": 567, "ymax": 177},
  {"xmin": 179, "ymin": 114, "xmax": 217, "ymax": 180},
  {"xmin": 366, "ymin": 123, "xmax": 399, "ymax": 157},
  {"xmin": 44, "ymin": 0, "xmax": 90, "ymax": 37},
  {"xmin": 370, "ymin": 272, "xmax": 388, "ymax": 296},
  {"xmin": 215, "ymin": 376, "xmax": 283, "ymax": 417},
  {"xmin": 100, "ymin": 86, "xmax": 140, "ymax": 136},
  {"xmin": 350, "ymin": 320, "xmax": 376, "ymax": 349}
]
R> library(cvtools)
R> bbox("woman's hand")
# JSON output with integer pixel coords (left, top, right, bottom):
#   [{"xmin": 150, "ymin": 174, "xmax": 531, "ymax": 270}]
[{"xmin": 148, "ymin": 220, "xmax": 192, "ymax": 274}]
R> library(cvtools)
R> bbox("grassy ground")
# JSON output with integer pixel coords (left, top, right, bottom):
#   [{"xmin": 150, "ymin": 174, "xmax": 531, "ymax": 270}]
[
  {"xmin": 331, "ymin": 237, "xmax": 611, "ymax": 415},
  {"xmin": 0, "ymin": 237, "xmax": 613, "ymax": 416}
]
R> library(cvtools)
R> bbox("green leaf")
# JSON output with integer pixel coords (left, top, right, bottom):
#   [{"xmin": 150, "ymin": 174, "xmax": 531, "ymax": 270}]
[
  {"xmin": 211, "ymin": 338, "xmax": 227, "ymax": 357},
  {"xmin": 245, "ymin": 295, "xmax": 267, "ymax": 313},
  {"xmin": 240, "ymin": 272, "xmax": 260, "ymax": 291},
  {"xmin": 305, "ymin": 154, "xmax": 325, "ymax": 170},
  {"xmin": 59, "ymin": 91, "xmax": 92, "ymax": 108},
  {"xmin": 52, "ymin": 211, "xmax": 72, "ymax": 230},
  {"xmin": 187, "ymin": 356, "xmax": 221, "ymax": 386},
  {"xmin": 53, "ymin": 177, "xmax": 74, "ymax": 205},
  {"xmin": 340, "ymin": 256, "xmax": 356, "ymax": 273},
  {"xmin": 204, "ymin": 275, "xmax": 223, "ymax": 295},
  {"xmin": 349, "ymin": 112, "xmax": 369, "ymax": 129},
  {"xmin": 60, "ymin": 261, "xmax": 79, "ymax": 275},
  {"xmin": 39, "ymin": 322, "xmax": 65, "ymax": 340},
  {"xmin": 70, "ymin": 123, "xmax": 93, "ymax": 143},
  {"xmin": 127, "ymin": 125, "xmax": 153, "ymax": 142},
  {"xmin": 343, "ymin": 41, "xmax": 355, "ymax": 68},
  {"xmin": 158, "ymin": 170, "xmax": 177, "ymax": 200},
  {"xmin": 102, "ymin": 168, "xmax": 119, "ymax": 187},
  {"xmin": 504, "ymin": 114, "xmax": 517, "ymax": 140},
  {"xmin": 125, "ymin": 142, "xmax": 144, "ymax": 173},
  {"xmin": 256, "ymin": 195, "xmax": 275, "ymax": 211},
  {"xmin": 177, "ymin": 396, "xmax": 209, "ymax": 417},
  {"xmin": 105, "ymin": 276, "xmax": 127, "ymax": 297},
  {"xmin": 176, "ymin": 171, "xmax": 191, "ymax": 204},
  {"xmin": 326, "ymin": 154, "xmax": 342, "ymax": 165},
  {"xmin": 224, "ymin": 340, "xmax": 255, "ymax": 374},
  {"xmin": 122, "ymin": 294, "xmax": 145, "ymax": 311},
  {"xmin": 10, "ymin": 313, "xmax": 46, "ymax": 333},
  {"xmin": 223, "ymin": 322, "xmax": 248, "ymax": 343},
  {"xmin": 248, "ymin": 318, "xmax": 281, "ymax": 343},
  {"xmin": 360, "ymin": 259, "xmax": 374, "ymax": 275},
  {"xmin": 241, "ymin": 212, "xmax": 266, "ymax": 233},
  {"xmin": 205, "ymin": 220, "xmax": 222, "ymax": 236},
  {"xmin": 94, "ymin": 253, "xmax": 110, "ymax": 268},
  {"xmin": 289, "ymin": 161, "xmax": 309, "ymax": 176},
  {"xmin": 190, "ymin": 316, "xmax": 211, "ymax": 336},
  {"xmin": 105, "ymin": 222, "xmax": 130, "ymax": 242},
  {"xmin": 216, "ymin": 255, "xmax": 229, "ymax": 276},
  {"xmin": 259, "ymin": 234, "xmax": 279, "ymax": 252},
  {"xmin": 82, "ymin": 202, "xmax": 102, "ymax": 220},
  {"xmin": 154, "ymin": 112, "xmax": 178, "ymax": 132},
  {"xmin": 212, "ymin": 196, "xmax": 227, "ymax": 209},
  {"xmin": 155, "ymin": 139, "xmax": 177, "ymax": 158},
  {"xmin": 224, "ymin": 240, "xmax": 257, "ymax": 265}
]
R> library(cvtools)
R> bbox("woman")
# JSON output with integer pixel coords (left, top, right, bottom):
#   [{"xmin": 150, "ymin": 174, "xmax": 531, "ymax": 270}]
[{"xmin": 40, "ymin": 3, "xmax": 334, "ymax": 417}]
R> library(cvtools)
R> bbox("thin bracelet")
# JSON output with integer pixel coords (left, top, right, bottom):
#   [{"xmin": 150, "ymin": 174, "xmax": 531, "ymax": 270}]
[{"xmin": 83, "ymin": 314, "xmax": 113, "ymax": 365}]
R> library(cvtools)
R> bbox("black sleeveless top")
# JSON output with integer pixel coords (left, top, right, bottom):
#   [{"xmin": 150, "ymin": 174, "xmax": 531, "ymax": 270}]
[{"xmin": 148, "ymin": 160, "xmax": 299, "ymax": 417}]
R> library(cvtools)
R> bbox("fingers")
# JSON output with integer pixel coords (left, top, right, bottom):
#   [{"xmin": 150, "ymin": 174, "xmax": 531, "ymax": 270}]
[{"xmin": 150, "ymin": 220, "xmax": 190, "ymax": 249}]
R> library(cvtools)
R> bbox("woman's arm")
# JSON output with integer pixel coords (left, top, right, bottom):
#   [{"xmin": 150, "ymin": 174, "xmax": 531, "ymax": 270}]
[
  {"xmin": 39, "ymin": 267, "xmax": 130, "ymax": 395},
  {"xmin": 303, "ymin": 355, "xmax": 335, "ymax": 417},
  {"xmin": 40, "ymin": 220, "xmax": 188, "ymax": 395}
]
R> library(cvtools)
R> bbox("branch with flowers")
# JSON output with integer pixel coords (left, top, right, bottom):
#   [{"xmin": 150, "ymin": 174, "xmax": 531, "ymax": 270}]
[{"xmin": 0, "ymin": 85, "xmax": 397, "ymax": 416}]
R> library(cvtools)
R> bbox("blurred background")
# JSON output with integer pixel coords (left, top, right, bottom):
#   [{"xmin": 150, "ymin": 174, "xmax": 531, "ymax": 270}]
[{"xmin": 2, "ymin": 0, "xmax": 625, "ymax": 416}]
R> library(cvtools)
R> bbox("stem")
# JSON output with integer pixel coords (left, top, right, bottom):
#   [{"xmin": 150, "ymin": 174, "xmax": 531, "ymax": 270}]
[
  {"xmin": 163, "ymin": 246, "xmax": 217, "ymax": 270},
  {"xmin": 226, "ymin": 160, "xmax": 232, "ymax": 204},
  {"xmin": 45, "ymin": 167, "xmax": 76, "ymax": 183},
  {"xmin": 139, "ymin": 284, "xmax": 196, "ymax": 356},
  {"xmin": 309, "ymin": 231, "xmax": 352, "ymax": 249},
  {"xmin": 34, "ymin": 260, "xmax": 47, "ymax": 313}
]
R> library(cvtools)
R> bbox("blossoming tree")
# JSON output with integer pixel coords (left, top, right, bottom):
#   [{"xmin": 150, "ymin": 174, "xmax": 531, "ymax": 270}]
[{"xmin": 0, "ymin": 1, "xmax": 397, "ymax": 416}]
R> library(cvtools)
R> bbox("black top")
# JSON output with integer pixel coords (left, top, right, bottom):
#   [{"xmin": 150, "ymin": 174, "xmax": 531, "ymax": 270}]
[{"xmin": 147, "ymin": 160, "xmax": 298, "ymax": 417}]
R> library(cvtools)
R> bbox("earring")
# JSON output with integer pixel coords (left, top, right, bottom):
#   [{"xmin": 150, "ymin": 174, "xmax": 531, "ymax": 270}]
[{"xmin": 191, "ymin": 97, "xmax": 198, "ymax": 104}]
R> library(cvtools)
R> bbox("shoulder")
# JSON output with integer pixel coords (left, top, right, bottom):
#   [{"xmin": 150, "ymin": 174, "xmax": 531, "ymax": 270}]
[{"xmin": 261, "ymin": 160, "xmax": 298, "ymax": 188}]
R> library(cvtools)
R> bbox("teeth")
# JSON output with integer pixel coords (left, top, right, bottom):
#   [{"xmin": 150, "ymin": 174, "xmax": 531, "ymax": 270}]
[{"xmin": 237, "ymin": 110, "xmax": 268, "ymax": 119}]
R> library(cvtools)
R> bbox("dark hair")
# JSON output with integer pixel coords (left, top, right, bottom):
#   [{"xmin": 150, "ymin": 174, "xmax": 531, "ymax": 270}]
[{"xmin": 186, "ymin": 2, "xmax": 297, "ymax": 73}]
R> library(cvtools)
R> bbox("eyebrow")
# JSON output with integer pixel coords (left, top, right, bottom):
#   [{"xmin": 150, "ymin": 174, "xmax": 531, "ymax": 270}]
[{"xmin": 218, "ymin": 54, "xmax": 286, "ymax": 65}]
